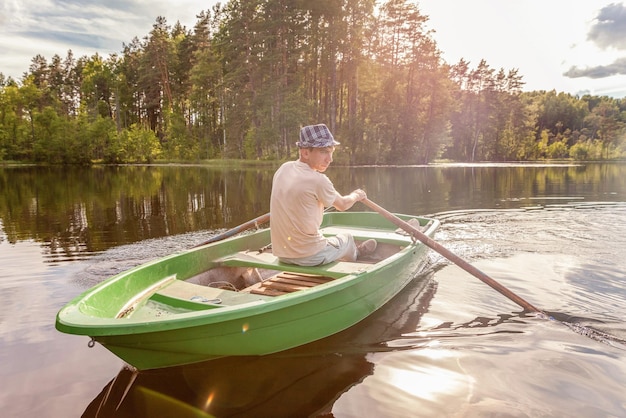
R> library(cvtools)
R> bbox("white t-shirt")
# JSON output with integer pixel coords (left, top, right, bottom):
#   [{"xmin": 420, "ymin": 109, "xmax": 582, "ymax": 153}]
[{"xmin": 270, "ymin": 160, "xmax": 339, "ymax": 258}]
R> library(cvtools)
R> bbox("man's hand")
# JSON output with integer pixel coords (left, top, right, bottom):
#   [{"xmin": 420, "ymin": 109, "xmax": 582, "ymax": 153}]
[{"xmin": 351, "ymin": 189, "xmax": 367, "ymax": 201}]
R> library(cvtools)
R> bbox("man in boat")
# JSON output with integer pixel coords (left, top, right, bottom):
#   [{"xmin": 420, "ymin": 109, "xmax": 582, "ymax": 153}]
[{"xmin": 270, "ymin": 123, "xmax": 376, "ymax": 266}]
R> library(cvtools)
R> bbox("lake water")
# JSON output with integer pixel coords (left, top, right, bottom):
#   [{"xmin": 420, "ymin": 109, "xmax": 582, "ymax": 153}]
[{"xmin": 1, "ymin": 163, "xmax": 625, "ymax": 417}]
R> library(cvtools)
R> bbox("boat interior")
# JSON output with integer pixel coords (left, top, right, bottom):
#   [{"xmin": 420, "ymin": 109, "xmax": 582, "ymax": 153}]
[
  {"xmin": 192, "ymin": 239, "xmax": 404, "ymax": 293},
  {"xmin": 121, "ymin": 219, "xmax": 434, "ymax": 318}
]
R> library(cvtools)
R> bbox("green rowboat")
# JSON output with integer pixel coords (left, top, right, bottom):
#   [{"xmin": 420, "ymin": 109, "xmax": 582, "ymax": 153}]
[{"xmin": 55, "ymin": 211, "xmax": 439, "ymax": 370}]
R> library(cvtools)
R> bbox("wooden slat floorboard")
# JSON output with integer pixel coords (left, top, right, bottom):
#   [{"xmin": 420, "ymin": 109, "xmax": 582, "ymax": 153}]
[{"xmin": 245, "ymin": 271, "xmax": 335, "ymax": 296}]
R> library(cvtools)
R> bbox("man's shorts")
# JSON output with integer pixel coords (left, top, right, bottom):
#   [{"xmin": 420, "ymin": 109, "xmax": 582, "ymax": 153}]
[{"xmin": 278, "ymin": 233, "xmax": 357, "ymax": 266}]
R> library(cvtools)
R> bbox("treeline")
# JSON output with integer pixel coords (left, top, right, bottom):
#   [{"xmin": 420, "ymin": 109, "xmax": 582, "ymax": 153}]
[{"xmin": 1, "ymin": 0, "xmax": 625, "ymax": 165}]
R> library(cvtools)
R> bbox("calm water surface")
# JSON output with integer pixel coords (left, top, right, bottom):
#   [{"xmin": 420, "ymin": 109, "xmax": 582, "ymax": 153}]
[{"xmin": 1, "ymin": 163, "xmax": 625, "ymax": 417}]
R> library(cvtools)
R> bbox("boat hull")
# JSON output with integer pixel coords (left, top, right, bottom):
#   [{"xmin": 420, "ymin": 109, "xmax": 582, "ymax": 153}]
[{"xmin": 56, "ymin": 212, "xmax": 438, "ymax": 369}]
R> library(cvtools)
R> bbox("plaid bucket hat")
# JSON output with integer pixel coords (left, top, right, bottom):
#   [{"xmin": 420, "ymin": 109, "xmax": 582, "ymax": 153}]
[{"xmin": 297, "ymin": 124, "xmax": 340, "ymax": 148}]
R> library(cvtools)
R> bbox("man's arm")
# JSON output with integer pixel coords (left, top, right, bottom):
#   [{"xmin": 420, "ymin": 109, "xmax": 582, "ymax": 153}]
[{"xmin": 332, "ymin": 189, "xmax": 367, "ymax": 211}]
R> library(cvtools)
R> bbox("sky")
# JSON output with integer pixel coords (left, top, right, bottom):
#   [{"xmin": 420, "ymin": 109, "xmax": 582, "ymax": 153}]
[
  {"xmin": 2, "ymin": 0, "xmax": 626, "ymax": 98},
  {"xmin": 419, "ymin": 0, "xmax": 626, "ymax": 98}
]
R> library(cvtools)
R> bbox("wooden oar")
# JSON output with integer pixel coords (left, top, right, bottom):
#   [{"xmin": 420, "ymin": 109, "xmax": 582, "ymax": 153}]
[
  {"xmin": 193, "ymin": 212, "xmax": 270, "ymax": 248},
  {"xmin": 362, "ymin": 198, "xmax": 542, "ymax": 313}
]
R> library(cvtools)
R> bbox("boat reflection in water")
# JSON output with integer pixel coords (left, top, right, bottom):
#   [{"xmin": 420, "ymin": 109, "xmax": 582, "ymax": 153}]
[{"xmin": 84, "ymin": 271, "xmax": 438, "ymax": 417}]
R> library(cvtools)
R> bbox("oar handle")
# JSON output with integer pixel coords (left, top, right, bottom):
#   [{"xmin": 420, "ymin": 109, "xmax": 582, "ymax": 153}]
[
  {"xmin": 362, "ymin": 198, "xmax": 541, "ymax": 313},
  {"xmin": 193, "ymin": 212, "xmax": 270, "ymax": 248}
]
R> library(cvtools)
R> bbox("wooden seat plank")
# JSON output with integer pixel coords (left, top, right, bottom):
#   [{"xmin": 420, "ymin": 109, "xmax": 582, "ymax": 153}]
[{"xmin": 218, "ymin": 251, "xmax": 370, "ymax": 278}]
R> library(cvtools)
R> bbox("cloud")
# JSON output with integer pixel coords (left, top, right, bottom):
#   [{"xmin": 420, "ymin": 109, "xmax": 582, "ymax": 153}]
[
  {"xmin": 1, "ymin": 0, "xmax": 208, "ymax": 79},
  {"xmin": 564, "ymin": 57, "xmax": 626, "ymax": 78},
  {"xmin": 588, "ymin": 2, "xmax": 626, "ymax": 50},
  {"xmin": 16, "ymin": 30, "xmax": 121, "ymax": 51},
  {"xmin": 564, "ymin": 3, "xmax": 626, "ymax": 81},
  {"xmin": 24, "ymin": 2, "xmax": 150, "ymax": 43}
]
